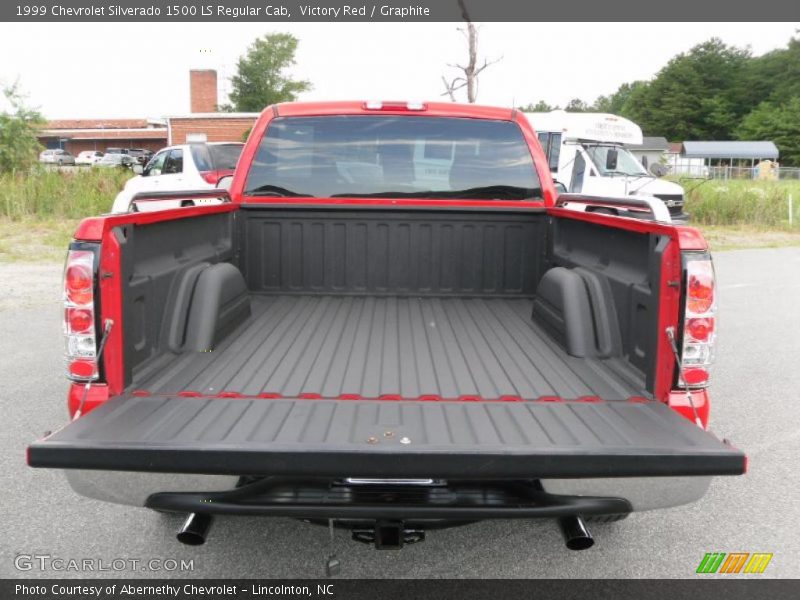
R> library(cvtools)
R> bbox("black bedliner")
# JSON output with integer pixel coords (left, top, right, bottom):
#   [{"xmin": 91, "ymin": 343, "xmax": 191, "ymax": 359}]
[
  {"xmin": 134, "ymin": 296, "xmax": 646, "ymax": 401},
  {"xmin": 29, "ymin": 395, "xmax": 745, "ymax": 479}
]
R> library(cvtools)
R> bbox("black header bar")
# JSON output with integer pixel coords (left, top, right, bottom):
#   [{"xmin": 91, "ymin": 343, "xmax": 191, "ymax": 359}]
[{"xmin": 2, "ymin": 0, "xmax": 800, "ymax": 22}]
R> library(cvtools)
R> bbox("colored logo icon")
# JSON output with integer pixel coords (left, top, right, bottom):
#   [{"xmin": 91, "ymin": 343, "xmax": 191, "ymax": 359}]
[{"xmin": 697, "ymin": 552, "xmax": 773, "ymax": 574}]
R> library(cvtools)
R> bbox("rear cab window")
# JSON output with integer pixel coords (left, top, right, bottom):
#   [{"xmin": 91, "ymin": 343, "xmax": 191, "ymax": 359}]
[{"xmin": 244, "ymin": 116, "xmax": 542, "ymax": 201}]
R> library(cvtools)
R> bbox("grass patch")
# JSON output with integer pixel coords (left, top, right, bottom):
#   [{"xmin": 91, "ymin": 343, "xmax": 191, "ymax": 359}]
[
  {"xmin": 2, "ymin": 171, "xmax": 799, "ymax": 262},
  {"xmin": 0, "ymin": 168, "xmax": 130, "ymax": 262},
  {"xmin": 678, "ymin": 178, "xmax": 800, "ymax": 228},
  {"xmin": 697, "ymin": 224, "xmax": 800, "ymax": 251},
  {"xmin": 0, "ymin": 218, "xmax": 79, "ymax": 262},
  {"xmin": 0, "ymin": 167, "xmax": 131, "ymax": 219}
]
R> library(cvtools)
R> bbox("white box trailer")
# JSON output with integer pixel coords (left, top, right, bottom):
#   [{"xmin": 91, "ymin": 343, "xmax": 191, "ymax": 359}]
[{"xmin": 525, "ymin": 111, "xmax": 687, "ymax": 222}]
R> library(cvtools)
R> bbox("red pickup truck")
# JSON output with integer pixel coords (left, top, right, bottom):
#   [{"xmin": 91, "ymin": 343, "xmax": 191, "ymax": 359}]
[{"xmin": 29, "ymin": 101, "xmax": 744, "ymax": 555}]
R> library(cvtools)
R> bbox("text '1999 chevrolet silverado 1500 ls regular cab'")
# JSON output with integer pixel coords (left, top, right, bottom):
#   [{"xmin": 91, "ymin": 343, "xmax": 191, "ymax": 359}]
[{"xmin": 28, "ymin": 101, "xmax": 744, "ymax": 557}]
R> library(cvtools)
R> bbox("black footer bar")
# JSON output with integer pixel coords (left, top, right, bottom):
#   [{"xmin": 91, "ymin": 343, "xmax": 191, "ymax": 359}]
[{"xmin": 4, "ymin": 579, "xmax": 799, "ymax": 600}]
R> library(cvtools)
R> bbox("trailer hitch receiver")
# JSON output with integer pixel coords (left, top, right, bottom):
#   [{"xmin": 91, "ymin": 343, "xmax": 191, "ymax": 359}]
[{"xmin": 351, "ymin": 520, "xmax": 425, "ymax": 549}]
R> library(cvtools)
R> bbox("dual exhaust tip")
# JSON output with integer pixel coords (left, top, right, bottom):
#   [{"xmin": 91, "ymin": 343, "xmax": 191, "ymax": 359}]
[
  {"xmin": 177, "ymin": 513, "xmax": 213, "ymax": 546},
  {"xmin": 176, "ymin": 513, "xmax": 594, "ymax": 551},
  {"xmin": 559, "ymin": 515, "xmax": 594, "ymax": 551}
]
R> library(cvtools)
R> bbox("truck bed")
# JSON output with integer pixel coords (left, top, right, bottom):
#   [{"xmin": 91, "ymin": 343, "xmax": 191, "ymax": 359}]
[{"xmin": 134, "ymin": 295, "xmax": 646, "ymax": 401}]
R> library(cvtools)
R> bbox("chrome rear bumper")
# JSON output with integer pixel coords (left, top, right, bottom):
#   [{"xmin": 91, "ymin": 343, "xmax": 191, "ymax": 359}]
[{"xmin": 65, "ymin": 470, "xmax": 711, "ymax": 513}]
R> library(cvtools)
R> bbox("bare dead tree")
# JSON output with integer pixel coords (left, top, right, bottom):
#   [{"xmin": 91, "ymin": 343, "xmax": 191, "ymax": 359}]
[
  {"xmin": 441, "ymin": 75, "xmax": 462, "ymax": 102},
  {"xmin": 441, "ymin": 0, "xmax": 501, "ymax": 103}
]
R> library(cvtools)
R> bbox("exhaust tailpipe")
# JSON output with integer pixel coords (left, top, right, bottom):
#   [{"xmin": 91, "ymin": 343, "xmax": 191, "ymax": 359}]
[
  {"xmin": 177, "ymin": 513, "xmax": 213, "ymax": 546},
  {"xmin": 558, "ymin": 516, "xmax": 594, "ymax": 551}
]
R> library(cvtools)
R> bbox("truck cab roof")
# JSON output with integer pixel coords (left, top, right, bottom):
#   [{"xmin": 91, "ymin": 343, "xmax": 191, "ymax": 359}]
[{"xmin": 271, "ymin": 100, "xmax": 517, "ymax": 121}]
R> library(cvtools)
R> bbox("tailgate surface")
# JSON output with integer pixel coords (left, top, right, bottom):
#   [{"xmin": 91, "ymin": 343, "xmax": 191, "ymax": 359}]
[{"xmin": 29, "ymin": 396, "xmax": 745, "ymax": 478}]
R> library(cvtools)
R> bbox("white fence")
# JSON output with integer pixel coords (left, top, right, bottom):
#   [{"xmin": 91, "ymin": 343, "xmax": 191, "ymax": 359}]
[{"xmin": 669, "ymin": 162, "xmax": 800, "ymax": 181}]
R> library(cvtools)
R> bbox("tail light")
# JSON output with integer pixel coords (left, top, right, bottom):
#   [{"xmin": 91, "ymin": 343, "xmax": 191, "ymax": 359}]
[
  {"xmin": 681, "ymin": 257, "xmax": 717, "ymax": 387},
  {"xmin": 363, "ymin": 101, "xmax": 427, "ymax": 111},
  {"xmin": 200, "ymin": 170, "xmax": 220, "ymax": 185},
  {"xmin": 63, "ymin": 249, "xmax": 98, "ymax": 381}
]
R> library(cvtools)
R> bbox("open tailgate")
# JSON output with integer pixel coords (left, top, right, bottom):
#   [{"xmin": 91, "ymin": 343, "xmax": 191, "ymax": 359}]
[{"xmin": 28, "ymin": 395, "xmax": 745, "ymax": 478}]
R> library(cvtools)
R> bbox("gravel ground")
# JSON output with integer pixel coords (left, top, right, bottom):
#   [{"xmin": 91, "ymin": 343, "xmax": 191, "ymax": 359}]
[
  {"xmin": 1, "ymin": 248, "xmax": 798, "ymax": 579},
  {"xmin": 0, "ymin": 263, "xmax": 63, "ymax": 310}
]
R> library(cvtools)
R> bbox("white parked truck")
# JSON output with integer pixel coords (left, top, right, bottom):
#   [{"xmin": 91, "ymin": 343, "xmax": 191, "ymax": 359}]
[{"xmin": 525, "ymin": 111, "xmax": 688, "ymax": 222}]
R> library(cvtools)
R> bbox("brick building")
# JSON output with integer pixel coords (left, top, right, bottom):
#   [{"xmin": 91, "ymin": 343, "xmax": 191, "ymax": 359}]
[
  {"xmin": 189, "ymin": 69, "xmax": 218, "ymax": 113},
  {"xmin": 166, "ymin": 70, "xmax": 259, "ymax": 145},
  {"xmin": 167, "ymin": 113, "xmax": 258, "ymax": 145},
  {"xmin": 37, "ymin": 119, "xmax": 167, "ymax": 154},
  {"xmin": 38, "ymin": 69, "xmax": 260, "ymax": 154}
]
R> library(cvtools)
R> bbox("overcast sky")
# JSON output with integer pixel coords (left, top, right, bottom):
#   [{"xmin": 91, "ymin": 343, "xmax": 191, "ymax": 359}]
[{"xmin": 0, "ymin": 22, "xmax": 797, "ymax": 119}]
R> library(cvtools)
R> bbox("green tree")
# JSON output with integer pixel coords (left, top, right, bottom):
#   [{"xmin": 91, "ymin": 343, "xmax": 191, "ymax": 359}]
[
  {"xmin": 564, "ymin": 98, "xmax": 590, "ymax": 112},
  {"xmin": 517, "ymin": 100, "xmax": 557, "ymax": 112},
  {"xmin": 736, "ymin": 98, "xmax": 800, "ymax": 166},
  {"xmin": 592, "ymin": 81, "xmax": 646, "ymax": 114},
  {"xmin": 578, "ymin": 35, "xmax": 800, "ymax": 146},
  {"xmin": 225, "ymin": 33, "xmax": 311, "ymax": 112},
  {"xmin": 0, "ymin": 83, "xmax": 44, "ymax": 173},
  {"xmin": 738, "ymin": 36, "xmax": 800, "ymax": 109},
  {"xmin": 623, "ymin": 38, "xmax": 751, "ymax": 140},
  {"xmin": 700, "ymin": 96, "xmax": 739, "ymax": 139}
]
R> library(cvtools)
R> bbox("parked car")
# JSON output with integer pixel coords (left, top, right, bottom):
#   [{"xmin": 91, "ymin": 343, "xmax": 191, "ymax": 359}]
[
  {"xmin": 105, "ymin": 147, "xmax": 129, "ymax": 155},
  {"xmin": 39, "ymin": 149, "xmax": 75, "ymax": 166},
  {"xmin": 111, "ymin": 142, "xmax": 244, "ymax": 212},
  {"xmin": 127, "ymin": 148, "xmax": 154, "ymax": 165},
  {"xmin": 75, "ymin": 151, "xmax": 104, "ymax": 166},
  {"xmin": 93, "ymin": 153, "xmax": 135, "ymax": 169},
  {"xmin": 29, "ymin": 101, "xmax": 743, "ymax": 556}
]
